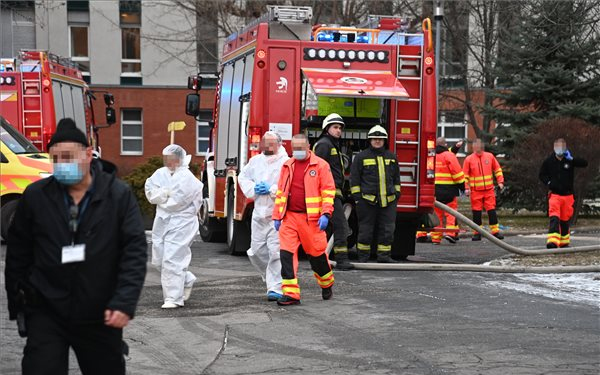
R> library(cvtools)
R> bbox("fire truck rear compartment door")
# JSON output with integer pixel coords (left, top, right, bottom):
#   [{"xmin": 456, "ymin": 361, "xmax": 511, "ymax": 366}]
[{"xmin": 301, "ymin": 68, "xmax": 409, "ymax": 99}]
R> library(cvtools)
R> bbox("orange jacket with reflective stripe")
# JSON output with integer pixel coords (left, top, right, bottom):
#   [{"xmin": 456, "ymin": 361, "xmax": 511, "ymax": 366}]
[
  {"xmin": 435, "ymin": 149, "xmax": 465, "ymax": 185},
  {"xmin": 463, "ymin": 151, "xmax": 504, "ymax": 191},
  {"xmin": 272, "ymin": 151, "xmax": 336, "ymax": 221}
]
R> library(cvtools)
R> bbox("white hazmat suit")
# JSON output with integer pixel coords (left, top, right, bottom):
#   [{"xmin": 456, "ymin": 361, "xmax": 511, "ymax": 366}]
[
  {"xmin": 145, "ymin": 145, "xmax": 203, "ymax": 307},
  {"xmin": 238, "ymin": 139, "xmax": 289, "ymax": 296}
]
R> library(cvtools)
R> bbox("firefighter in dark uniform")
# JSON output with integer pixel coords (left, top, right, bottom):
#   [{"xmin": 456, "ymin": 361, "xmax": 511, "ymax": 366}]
[
  {"xmin": 539, "ymin": 138, "xmax": 588, "ymax": 248},
  {"xmin": 313, "ymin": 113, "xmax": 354, "ymax": 270},
  {"xmin": 350, "ymin": 125, "xmax": 401, "ymax": 263}
]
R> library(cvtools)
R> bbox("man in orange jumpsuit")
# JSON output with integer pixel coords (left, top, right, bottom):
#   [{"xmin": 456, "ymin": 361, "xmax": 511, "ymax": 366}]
[
  {"xmin": 272, "ymin": 134, "xmax": 336, "ymax": 306},
  {"xmin": 463, "ymin": 139, "xmax": 505, "ymax": 240},
  {"xmin": 539, "ymin": 138, "xmax": 588, "ymax": 248},
  {"xmin": 431, "ymin": 137, "xmax": 465, "ymax": 244}
]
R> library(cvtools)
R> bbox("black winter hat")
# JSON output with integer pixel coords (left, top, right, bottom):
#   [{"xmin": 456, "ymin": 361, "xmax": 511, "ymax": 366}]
[{"xmin": 47, "ymin": 118, "xmax": 89, "ymax": 149}]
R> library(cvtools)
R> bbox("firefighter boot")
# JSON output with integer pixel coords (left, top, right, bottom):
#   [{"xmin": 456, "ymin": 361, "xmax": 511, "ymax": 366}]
[
  {"xmin": 334, "ymin": 252, "xmax": 355, "ymax": 271},
  {"xmin": 356, "ymin": 251, "xmax": 370, "ymax": 263},
  {"xmin": 277, "ymin": 295, "xmax": 301, "ymax": 306},
  {"xmin": 322, "ymin": 286, "xmax": 333, "ymax": 300},
  {"xmin": 377, "ymin": 253, "xmax": 399, "ymax": 263}
]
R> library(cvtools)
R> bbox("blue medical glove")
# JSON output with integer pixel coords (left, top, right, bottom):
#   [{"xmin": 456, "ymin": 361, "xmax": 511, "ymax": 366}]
[
  {"xmin": 318, "ymin": 215, "xmax": 329, "ymax": 231},
  {"xmin": 564, "ymin": 150, "xmax": 573, "ymax": 161},
  {"xmin": 274, "ymin": 219, "xmax": 281, "ymax": 231},
  {"xmin": 254, "ymin": 182, "xmax": 269, "ymax": 195}
]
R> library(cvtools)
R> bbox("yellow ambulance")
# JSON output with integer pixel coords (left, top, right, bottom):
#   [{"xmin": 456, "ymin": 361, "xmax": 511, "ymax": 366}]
[{"xmin": 1, "ymin": 116, "xmax": 53, "ymax": 239}]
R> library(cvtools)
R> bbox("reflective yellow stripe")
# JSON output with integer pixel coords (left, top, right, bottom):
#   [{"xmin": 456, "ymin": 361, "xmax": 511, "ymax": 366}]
[
  {"xmin": 357, "ymin": 243, "xmax": 370, "ymax": 251},
  {"xmin": 435, "ymin": 173, "xmax": 452, "ymax": 178},
  {"xmin": 377, "ymin": 156, "xmax": 387, "ymax": 207},
  {"xmin": 387, "ymin": 195, "xmax": 396, "ymax": 203},
  {"xmin": 275, "ymin": 197, "xmax": 287, "ymax": 204},
  {"xmin": 363, "ymin": 159, "xmax": 376, "ymax": 166},
  {"xmin": 319, "ymin": 270, "xmax": 333, "ymax": 280},
  {"xmin": 436, "ymin": 181, "xmax": 460, "ymax": 185},
  {"xmin": 306, "ymin": 207, "xmax": 321, "ymax": 214},
  {"xmin": 377, "ymin": 244, "xmax": 391, "ymax": 251},
  {"xmin": 322, "ymin": 197, "xmax": 334, "ymax": 204},
  {"xmin": 330, "ymin": 148, "xmax": 338, "ymax": 155},
  {"xmin": 279, "ymin": 207, "xmax": 284, "ymax": 212},
  {"xmin": 394, "ymin": 184, "xmax": 401, "ymax": 192},
  {"xmin": 471, "ymin": 175, "xmax": 493, "ymax": 181},
  {"xmin": 362, "ymin": 194, "xmax": 376, "ymax": 201},
  {"xmin": 350, "ymin": 186, "xmax": 361, "ymax": 194},
  {"xmin": 333, "ymin": 246, "xmax": 348, "ymax": 253},
  {"xmin": 282, "ymin": 278, "xmax": 298, "ymax": 285},
  {"xmin": 452, "ymin": 172, "xmax": 465, "ymax": 179},
  {"xmin": 276, "ymin": 190, "xmax": 283, "ymax": 194},
  {"xmin": 282, "ymin": 286, "xmax": 301, "ymax": 294},
  {"xmin": 305, "ymin": 197, "xmax": 322, "ymax": 203},
  {"xmin": 322, "ymin": 190, "xmax": 336, "ymax": 195},
  {"xmin": 336, "ymin": 188, "xmax": 343, "ymax": 196}
]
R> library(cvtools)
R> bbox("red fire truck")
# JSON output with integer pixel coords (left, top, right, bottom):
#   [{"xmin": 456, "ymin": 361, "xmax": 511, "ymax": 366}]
[
  {"xmin": 186, "ymin": 6, "xmax": 437, "ymax": 258},
  {"xmin": 0, "ymin": 50, "xmax": 115, "ymax": 152}
]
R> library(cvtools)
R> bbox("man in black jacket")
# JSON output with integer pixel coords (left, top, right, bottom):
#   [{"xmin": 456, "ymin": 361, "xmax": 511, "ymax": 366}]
[
  {"xmin": 350, "ymin": 125, "xmax": 401, "ymax": 263},
  {"xmin": 313, "ymin": 113, "xmax": 354, "ymax": 270},
  {"xmin": 5, "ymin": 118, "xmax": 148, "ymax": 375},
  {"xmin": 539, "ymin": 138, "xmax": 588, "ymax": 248}
]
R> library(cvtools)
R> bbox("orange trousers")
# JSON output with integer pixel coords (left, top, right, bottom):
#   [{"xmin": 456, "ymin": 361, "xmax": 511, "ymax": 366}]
[
  {"xmin": 547, "ymin": 194, "xmax": 574, "ymax": 247},
  {"xmin": 279, "ymin": 211, "xmax": 334, "ymax": 300},
  {"xmin": 432, "ymin": 198, "xmax": 458, "ymax": 243},
  {"xmin": 470, "ymin": 189, "xmax": 496, "ymax": 211}
]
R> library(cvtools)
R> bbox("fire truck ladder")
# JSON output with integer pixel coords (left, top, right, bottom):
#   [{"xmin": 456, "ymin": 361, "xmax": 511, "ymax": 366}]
[
  {"xmin": 20, "ymin": 72, "xmax": 44, "ymax": 149},
  {"xmin": 394, "ymin": 33, "xmax": 424, "ymax": 210}
]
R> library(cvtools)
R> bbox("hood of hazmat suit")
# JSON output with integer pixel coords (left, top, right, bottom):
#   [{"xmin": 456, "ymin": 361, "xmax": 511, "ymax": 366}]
[
  {"xmin": 145, "ymin": 145, "xmax": 204, "ymax": 219},
  {"xmin": 238, "ymin": 142, "xmax": 289, "ymax": 218}
]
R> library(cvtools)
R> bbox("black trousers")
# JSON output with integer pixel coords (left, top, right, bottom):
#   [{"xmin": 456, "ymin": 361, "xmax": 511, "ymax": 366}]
[
  {"xmin": 329, "ymin": 197, "xmax": 349, "ymax": 254},
  {"xmin": 356, "ymin": 199, "xmax": 396, "ymax": 254},
  {"xmin": 22, "ymin": 310, "xmax": 125, "ymax": 375}
]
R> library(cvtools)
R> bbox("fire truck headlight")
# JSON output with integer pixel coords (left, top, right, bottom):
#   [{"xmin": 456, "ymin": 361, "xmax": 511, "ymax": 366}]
[
  {"xmin": 317, "ymin": 49, "xmax": 327, "ymax": 60},
  {"xmin": 347, "ymin": 50, "xmax": 357, "ymax": 60},
  {"xmin": 367, "ymin": 51, "xmax": 376, "ymax": 61},
  {"xmin": 0, "ymin": 76, "xmax": 4, "ymax": 85},
  {"xmin": 377, "ymin": 51, "xmax": 387, "ymax": 62},
  {"xmin": 357, "ymin": 51, "xmax": 366, "ymax": 61},
  {"xmin": 327, "ymin": 49, "xmax": 336, "ymax": 60},
  {"xmin": 337, "ymin": 50, "xmax": 346, "ymax": 60},
  {"xmin": 307, "ymin": 48, "xmax": 317, "ymax": 59},
  {"xmin": 4, "ymin": 76, "xmax": 14, "ymax": 85}
]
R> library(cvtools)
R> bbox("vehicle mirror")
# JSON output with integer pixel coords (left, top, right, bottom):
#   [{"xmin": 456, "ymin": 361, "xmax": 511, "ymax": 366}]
[
  {"xmin": 186, "ymin": 93, "xmax": 200, "ymax": 117},
  {"xmin": 103, "ymin": 93, "xmax": 115, "ymax": 106},
  {"xmin": 106, "ymin": 107, "xmax": 116, "ymax": 125}
]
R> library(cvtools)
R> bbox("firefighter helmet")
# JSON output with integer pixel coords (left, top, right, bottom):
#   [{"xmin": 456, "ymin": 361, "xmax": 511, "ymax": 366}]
[
  {"xmin": 322, "ymin": 113, "xmax": 345, "ymax": 130},
  {"xmin": 367, "ymin": 125, "xmax": 388, "ymax": 139}
]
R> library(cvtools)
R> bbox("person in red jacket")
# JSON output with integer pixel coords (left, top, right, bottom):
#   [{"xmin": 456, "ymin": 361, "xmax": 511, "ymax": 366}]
[
  {"xmin": 272, "ymin": 134, "xmax": 336, "ymax": 306},
  {"xmin": 463, "ymin": 139, "xmax": 505, "ymax": 240},
  {"xmin": 432, "ymin": 137, "xmax": 465, "ymax": 244}
]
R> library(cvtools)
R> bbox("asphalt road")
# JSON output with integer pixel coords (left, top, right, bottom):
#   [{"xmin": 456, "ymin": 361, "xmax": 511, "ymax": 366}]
[{"xmin": 1, "ymin": 232, "xmax": 599, "ymax": 375}]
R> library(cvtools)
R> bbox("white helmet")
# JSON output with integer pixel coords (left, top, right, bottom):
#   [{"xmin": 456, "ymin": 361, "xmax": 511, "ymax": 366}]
[
  {"xmin": 322, "ymin": 113, "xmax": 345, "ymax": 130},
  {"xmin": 367, "ymin": 125, "xmax": 388, "ymax": 139}
]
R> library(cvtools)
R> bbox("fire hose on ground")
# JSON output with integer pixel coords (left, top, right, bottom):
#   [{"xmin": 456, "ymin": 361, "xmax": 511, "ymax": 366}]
[{"xmin": 327, "ymin": 201, "xmax": 600, "ymax": 273}]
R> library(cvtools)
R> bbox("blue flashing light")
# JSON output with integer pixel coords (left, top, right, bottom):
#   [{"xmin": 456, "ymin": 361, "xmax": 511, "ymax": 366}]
[
  {"xmin": 317, "ymin": 32, "xmax": 334, "ymax": 42},
  {"xmin": 356, "ymin": 35, "xmax": 370, "ymax": 43}
]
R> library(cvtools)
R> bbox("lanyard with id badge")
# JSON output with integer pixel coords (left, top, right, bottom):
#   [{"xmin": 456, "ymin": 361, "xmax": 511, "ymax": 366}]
[{"xmin": 62, "ymin": 195, "xmax": 90, "ymax": 264}]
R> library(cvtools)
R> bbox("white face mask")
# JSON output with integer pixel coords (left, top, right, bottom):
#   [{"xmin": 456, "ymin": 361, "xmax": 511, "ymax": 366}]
[
  {"xmin": 554, "ymin": 147, "xmax": 564, "ymax": 156},
  {"xmin": 293, "ymin": 150, "xmax": 307, "ymax": 160}
]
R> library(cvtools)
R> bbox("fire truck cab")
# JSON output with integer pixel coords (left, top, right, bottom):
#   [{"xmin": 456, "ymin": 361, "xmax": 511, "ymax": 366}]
[
  {"xmin": 0, "ymin": 50, "xmax": 116, "ymax": 153},
  {"xmin": 187, "ymin": 6, "xmax": 437, "ymax": 258}
]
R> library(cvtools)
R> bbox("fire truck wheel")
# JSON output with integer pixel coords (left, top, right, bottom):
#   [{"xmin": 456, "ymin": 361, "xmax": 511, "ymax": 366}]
[
  {"xmin": 199, "ymin": 217, "xmax": 226, "ymax": 243},
  {"xmin": 391, "ymin": 217, "xmax": 418, "ymax": 260},
  {"xmin": 226, "ymin": 187, "xmax": 251, "ymax": 256},
  {"xmin": 1, "ymin": 199, "xmax": 19, "ymax": 241}
]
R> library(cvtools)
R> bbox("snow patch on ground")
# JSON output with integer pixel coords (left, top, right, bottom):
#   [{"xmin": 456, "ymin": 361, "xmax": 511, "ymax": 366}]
[{"xmin": 487, "ymin": 273, "xmax": 600, "ymax": 308}]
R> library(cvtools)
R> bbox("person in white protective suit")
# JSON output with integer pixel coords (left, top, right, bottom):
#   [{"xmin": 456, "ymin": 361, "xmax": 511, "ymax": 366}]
[
  {"xmin": 238, "ymin": 132, "xmax": 289, "ymax": 301},
  {"xmin": 145, "ymin": 145, "xmax": 203, "ymax": 309}
]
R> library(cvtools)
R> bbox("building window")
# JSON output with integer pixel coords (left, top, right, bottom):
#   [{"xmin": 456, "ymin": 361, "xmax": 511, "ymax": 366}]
[
  {"xmin": 196, "ymin": 110, "xmax": 213, "ymax": 155},
  {"xmin": 121, "ymin": 109, "xmax": 143, "ymax": 155},
  {"xmin": 69, "ymin": 26, "xmax": 90, "ymax": 80},
  {"xmin": 438, "ymin": 110, "xmax": 467, "ymax": 153},
  {"xmin": 120, "ymin": 0, "xmax": 141, "ymax": 84}
]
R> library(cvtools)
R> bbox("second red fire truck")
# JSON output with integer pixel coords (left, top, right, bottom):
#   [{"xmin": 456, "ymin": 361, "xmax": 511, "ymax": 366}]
[{"xmin": 186, "ymin": 6, "xmax": 437, "ymax": 259}]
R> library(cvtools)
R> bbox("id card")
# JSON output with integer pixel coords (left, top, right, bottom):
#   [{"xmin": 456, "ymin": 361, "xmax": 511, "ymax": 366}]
[{"xmin": 61, "ymin": 244, "xmax": 86, "ymax": 264}]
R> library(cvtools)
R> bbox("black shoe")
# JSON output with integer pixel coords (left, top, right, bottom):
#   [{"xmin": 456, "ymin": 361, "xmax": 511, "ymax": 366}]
[
  {"xmin": 416, "ymin": 236, "xmax": 428, "ymax": 243},
  {"xmin": 377, "ymin": 254, "xmax": 399, "ymax": 263},
  {"xmin": 546, "ymin": 243, "xmax": 558, "ymax": 249},
  {"xmin": 277, "ymin": 295, "xmax": 301, "ymax": 306},
  {"xmin": 356, "ymin": 251, "xmax": 370, "ymax": 263},
  {"xmin": 322, "ymin": 286, "xmax": 333, "ymax": 300},
  {"xmin": 391, "ymin": 255, "xmax": 408, "ymax": 262},
  {"xmin": 444, "ymin": 235, "xmax": 457, "ymax": 244},
  {"xmin": 472, "ymin": 233, "xmax": 482, "ymax": 241},
  {"xmin": 493, "ymin": 232, "xmax": 504, "ymax": 240},
  {"xmin": 334, "ymin": 253, "xmax": 355, "ymax": 271}
]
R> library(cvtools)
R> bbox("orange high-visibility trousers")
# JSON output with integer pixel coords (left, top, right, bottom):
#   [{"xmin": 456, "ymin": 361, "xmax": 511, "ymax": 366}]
[
  {"xmin": 432, "ymin": 198, "xmax": 458, "ymax": 243},
  {"xmin": 470, "ymin": 189, "xmax": 496, "ymax": 211},
  {"xmin": 547, "ymin": 193, "xmax": 574, "ymax": 247},
  {"xmin": 279, "ymin": 211, "xmax": 334, "ymax": 300}
]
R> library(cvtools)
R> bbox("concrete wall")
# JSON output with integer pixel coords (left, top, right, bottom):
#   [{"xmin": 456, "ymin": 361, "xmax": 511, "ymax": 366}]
[
  {"xmin": 35, "ymin": 1, "xmax": 68, "ymax": 56},
  {"xmin": 89, "ymin": 1, "xmax": 121, "ymax": 85},
  {"xmin": 140, "ymin": 1, "xmax": 196, "ymax": 86}
]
